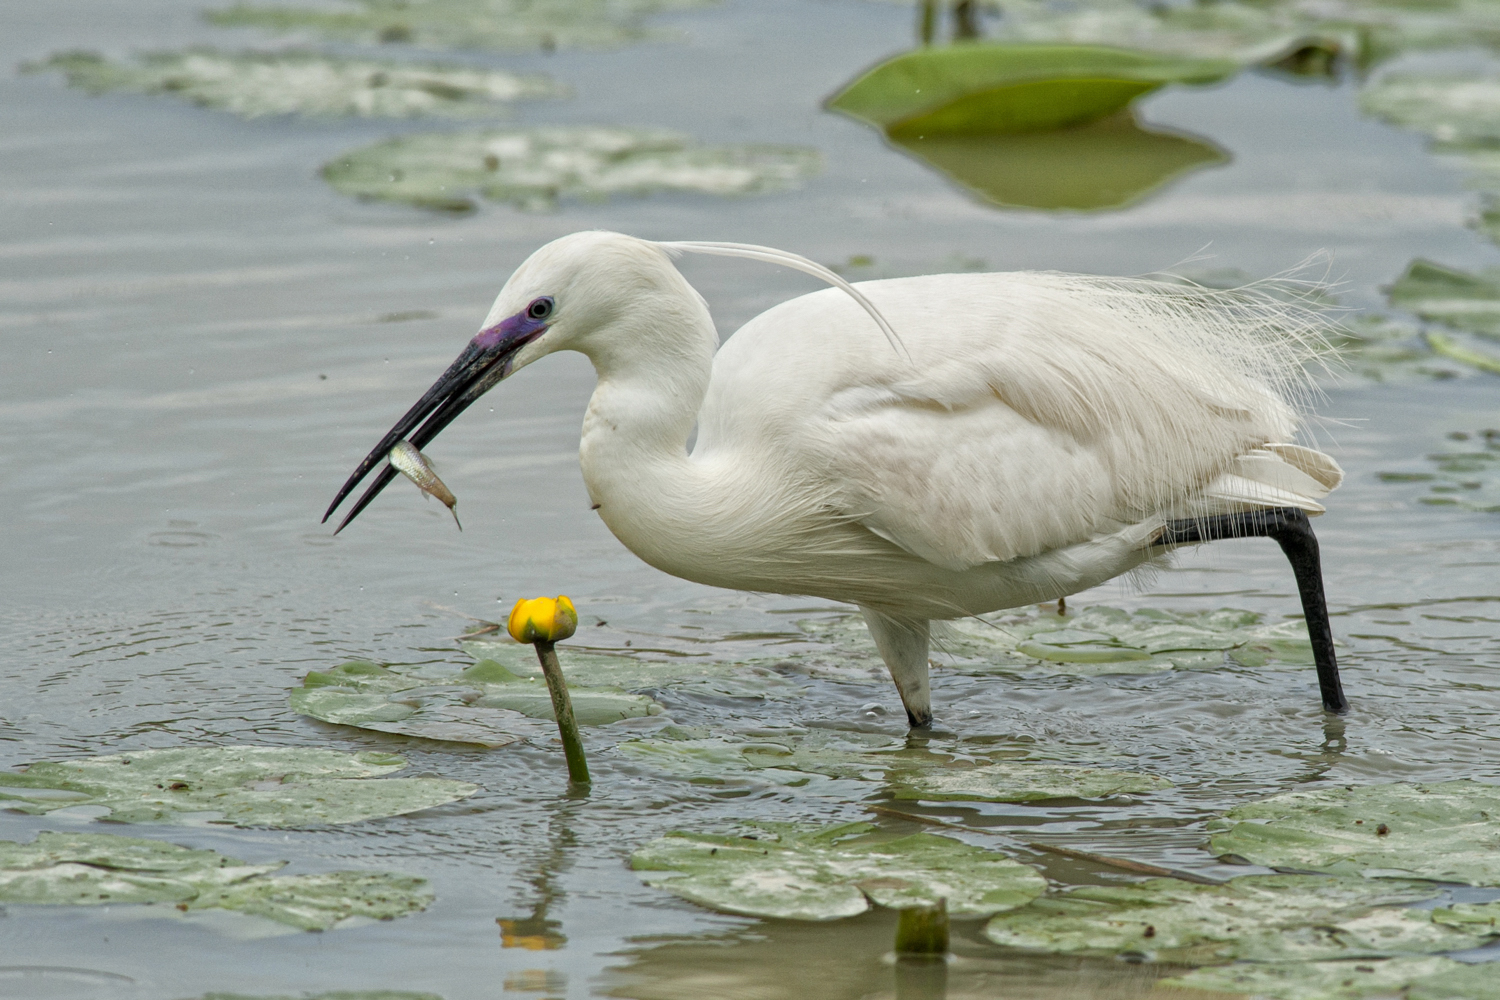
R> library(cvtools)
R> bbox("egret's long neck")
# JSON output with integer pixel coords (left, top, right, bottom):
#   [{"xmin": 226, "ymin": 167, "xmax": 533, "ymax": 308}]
[{"xmin": 576, "ymin": 294, "xmax": 718, "ymax": 573}]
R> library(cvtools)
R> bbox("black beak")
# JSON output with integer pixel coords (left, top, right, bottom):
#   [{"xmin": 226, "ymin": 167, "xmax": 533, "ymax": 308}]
[{"xmin": 324, "ymin": 309, "xmax": 549, "ymax": 533}]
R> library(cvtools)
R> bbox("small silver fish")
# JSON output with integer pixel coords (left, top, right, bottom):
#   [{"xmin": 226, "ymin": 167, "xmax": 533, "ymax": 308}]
[{"xmin": 389, "ymin": 440, "xmax": 461, "ymax": 530}]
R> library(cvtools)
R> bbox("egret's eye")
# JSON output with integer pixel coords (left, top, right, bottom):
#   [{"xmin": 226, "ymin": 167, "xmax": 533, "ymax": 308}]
[{"xmin": 527, "ymin": 297, "xmax": 555, "ymax": 321}]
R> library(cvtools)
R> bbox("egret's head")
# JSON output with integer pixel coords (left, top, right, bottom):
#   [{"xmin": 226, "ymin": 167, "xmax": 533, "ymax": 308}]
[{"xmin": 323, "ymin": 230, "xmax": 901, "ymax": 532}]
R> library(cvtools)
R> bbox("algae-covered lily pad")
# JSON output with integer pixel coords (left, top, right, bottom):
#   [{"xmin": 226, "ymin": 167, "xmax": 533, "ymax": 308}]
[
  {"xmin": 207, "ymin": 0, "xmax": 711, "ymax": 52},
  {"xmin": 0, "ymin": 746, "xmax": 477, "ymax": 827},
  {"xmin": 618, "ymin": 728, "xmax": 1169, "ymax": 801},
  {"xmin": 1166, "ymin": 956, "xmax": 1500, "ymax": 1000},
  {"xmin": 791, "ymin": 604, "xmax": 1315, "ymax": 680},
  {"xmin": 1388, "ymin": 260, "xmax": 1500, "ymax": 342},
  {"xmin": 826, "ymin": 44, "xmax": 1234, "ymax": 136},
  {"xmin": 983, "ymin": 874, "xmax": 1493, "ymax": 964},
  {"xmin": 322, "ymin": 127, "xmax": 820, "ymax": 212},
  {"xmin": 1208, "ymin": 781, "xmax": 1500, "ymax": 884},
  {"xmin": 23, "ymin": 49, "xmax": 562, "ymax": 119},
  {"xmin": 0, "ymin": 831, "xmax": 432, "ymax": 931},
  {"xmin": 291, "ymin": 659, "xmax": 662, "ymax": 746},
  {"xmin": 631, "ymin": 822, "xmax": 1045, "ymax": 920}
]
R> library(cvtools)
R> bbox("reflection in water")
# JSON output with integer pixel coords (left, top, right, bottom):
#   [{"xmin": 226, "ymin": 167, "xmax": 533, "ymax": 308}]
[
  {"xmin": 886, "ymin": 111, "xmax": 1227, "ymax": 211},
  {"xmin": 496, "ymin": 801, "xmax": 578, "ymax": 953}
]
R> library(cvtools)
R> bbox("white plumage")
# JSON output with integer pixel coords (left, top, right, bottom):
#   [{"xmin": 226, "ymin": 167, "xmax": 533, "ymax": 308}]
[{"xmin": 330, "ymin": 230, "xmax": 1346, "ymax": 725}]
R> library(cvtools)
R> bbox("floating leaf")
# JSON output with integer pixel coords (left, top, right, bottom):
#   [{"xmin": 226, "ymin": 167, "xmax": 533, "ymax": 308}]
[
  {"xmin": 0, "ymin": 746, "xmax": 477, "ymax": 827},
  {"xmin": 618, "ymin": 728, "xmax": 1168, "ymax": 801},
  {"xmin": 632, "ymin": 822, "xmax": 1045, "ymax": 921},
  {"xmin": 886, "ymin": 110, "xmax": 1227, "ymax": 211},
  {"xmin": 789, "ymin": 604, "xmax": 1316, "ymax": 680},
  {"xmin": 1376, "ymin": 428, "xmax": 1500, "ymax": 513},
  {"xmin": 291, "ymin": 658, "xmax": 662, "ymax": 745},
  {"xmin": 1361, "ymin": 73, "xmax": 1500, "ymax": 149},
  {"xmin": 1208, "ymin": 781, "xmax": 1500, "ymax": 884},
  {"xmin": 205, "ymin": 0, "xmax": 714, "ymax": 52},
  {"xmin": 983, "ymin": 874, "xmax": 1491, "ymax": 963},
  {"xmin": 193, "ymin": 994, "xmax": 444, "ymax": 1000},
  {"xmin": 322, "ymin": 127, "xmax": 820, "ymax": 211},
  {"xmin": 889, "ymin": 761, "xmax": 1171, "ymax": 802},
  {"xmin": 1165, "ymin": 956, "xmax": 1500, "ymax": 1000},
  {"xmin": 21, "ymin": 49, "xmax": 562, "ymax": 119},
  {"xmin": 0, "ymin": 832, "xmax": 431, "ymax": 931},
  {"xmin": 1387, "ymin": 260, "xmax": 1500, "ymax": 342}
]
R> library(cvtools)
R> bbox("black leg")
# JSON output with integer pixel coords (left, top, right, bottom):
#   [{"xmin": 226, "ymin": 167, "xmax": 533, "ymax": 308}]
[{"xmin": 1154, "ymin": 507, "xmax": 1348, "ymax": 714}]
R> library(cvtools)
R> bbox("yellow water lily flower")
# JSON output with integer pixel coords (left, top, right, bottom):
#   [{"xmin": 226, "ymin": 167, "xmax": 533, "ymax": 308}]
[{"xmin": 507, "ymin": 595, "xmax": 578, "ymax": 644}]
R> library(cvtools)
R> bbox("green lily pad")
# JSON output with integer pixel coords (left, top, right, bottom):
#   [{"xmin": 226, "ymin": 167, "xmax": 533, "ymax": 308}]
[
  {"xmin": 1165, "ymin": 956, "xmax": 1500, "ymax": 1000},
  {"xmin": 886, "ymin": 110, "xmax": 1228, "ymax": 212},
  {"xmin": 322, "ymin": 127, "xmax": 820, "ymax": 212},
  {"xmin": 459, "ymin": 637, "xmax": 804, "ymax": 699},
  {"xmin": 631, "ymin": 822, "xmax": 1045, "ymax": 920},
  {"xmin": 0, "ymin": 746, "xmax": 477, "ymax": 827},
  {"xmin": 21, "ymin": 49, "xmax": 562, "ymax": 119},
  {"xmin": 826, "ymin": 44, "xmax": 1235, "ymax": 136},
  {"xmin": 205, "ymin": 0, "xmax": 712, "ymax": 52},
  {"xmin": 1207, "ymin": 781, "xmax": 1500, "ymax": 884},
  {"xmin": 1327, "ymin": 313, "xmax": 1470, "ymax": 382},
  {"xmin": 291, "ymin": 658, "xmax": 662, "ymax": 745},
  {"xmin": 789, "ymin": 604, "xmax": 1315, "ymax": 680},
  {"xmin": 983, "ymin": 874, "xmax": 1493, "ymax": 963},
  {"xmin": 1387, "ymin": 260, "xmax": 1500, "ymax": 342},
  {"xmin": 618, "ymin": 728, "xmax": 1168, "ymax": 801},
  {"xmin": 1361, "ymin": 73, "xmax": 1500, "ymax": 150},
  {"xmin": 889, "ymin": 761, "xmax": 1171, "ymax": 802},
  {"xmin": 0, "ymin": 832, "xmax": 432, "ymax": 931},
  {"xmin": 1376, "ymin": 428, "xmax": 1500, "ymax": 513}
]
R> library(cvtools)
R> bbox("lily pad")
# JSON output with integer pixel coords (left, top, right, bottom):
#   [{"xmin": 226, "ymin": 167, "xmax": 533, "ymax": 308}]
[
  {"xmin": 0, "ymin": 746, "xmax": 477, "ymax": 827},
  {"xmin": 983, "ymin": 873, "xmax": 1493, "ymax": 963},
  {"xmin": 1376, "ymin": 428, "xmax": 1500, "ymax": 513},
  {"xmin": 1165, "ymin": 956, "xmax": 1500, "ymax": 1000},
  {"xmin": 194, "ymin": 995, "xmax": 443, "ymax": 1000},
  {"xmin": 1207, "ymin": 781, "xmax": 1500, "ymax": 884},
  {"xmin": 291, "ymin": 659, "xmax": 662, "ymax": 746},
  {"xmin": 22, "ymin": 49, "xmax": 563, "ymax": 119},
  {"xmin": 886, "ymin": 110, "xmax": 1228, "ymax": 212},
  {"xmin": 826, "ymin": 44, "xmax": 1236, "ymax": 136},
  {"xmin": 631, "ymin": 822, "xmax": 1046, "ymax": 920},
  {"xmin": 789, "ymin": 604, "xmax": 1316, "ymax": 680},
  {"xmin": 0, "ymin": 831, "xmax": 432, "ymax": 931},
  {"xmin": 1387, "ymin": 260, "xmax": 1500, "ymax": 342},
  {"xmin": 205, "ymin": 0, "xmax": 713, "ymax": 52},
  {"xmin": 618, "ymin": 728, "xmax": 1169, "ymax": 801},
  {"xmin": 322, "ymin": 127, "xmax": 821, "ymax": 212},
  {"xmin": 1361, "ymin": 73, "xmax": 1500, "ymax": 150}
]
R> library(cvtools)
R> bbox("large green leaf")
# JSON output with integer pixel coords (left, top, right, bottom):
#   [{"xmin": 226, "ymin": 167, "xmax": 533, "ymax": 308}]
[
  {"xmin": 291, "ymin": 658, "xmax": 662, "ymax": 746},
  {"xmin": 1165, "ymin": 956, "xmax": 1500, "ymax": 1000},
  {"xmin": 0, "ymin": 746, "xmax": 477, "ymax": 827},
  {"xmin": 322, "ymin": 128, "xmax": 821, "ymax": 212},
  {"xmin": 983, "ymin": 874, "xmax": 1493, "ymax": 963},
  {"xmin": 1207, "ymin": 781, "xmax": 1500, "ymax": 884},
  {"xmin": 826, "ymin": 44, "xmax": 1235, "ymax": 135},
  {"xmin": 632, "ymin": 822, "xmax": 1045, "ymax": 921},
  {"xmin": 0, "ymin": 832, "xmax": 431, "ymax": 931},
  {"xmin": 22, "ymin": 49, "xmax": 562, "ymax": 119},
  {"xmin": 886, "ymin": 110, "xmax": 1227, "ymax": 211},
  {"xmin": 205, "ymin": 0, "xmax": 713, "ymax": 52}
]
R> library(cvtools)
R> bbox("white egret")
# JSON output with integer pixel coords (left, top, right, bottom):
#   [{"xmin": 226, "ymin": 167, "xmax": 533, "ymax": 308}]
[{"xmin": 326, "ymin": 231, "xmax": 1347, "ymax": 726}]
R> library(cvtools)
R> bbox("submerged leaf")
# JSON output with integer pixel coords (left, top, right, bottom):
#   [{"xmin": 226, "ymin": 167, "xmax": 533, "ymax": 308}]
[
  {"xmin": 889, "ymin": 761, "xmax": 1171, "ymax": 801},
  {"xmin": 0, "ymin": 832, "xmax": 430, "ymax": 931},
  {"xmin": 827, "ymin": 43, "xmax": 1235, "ymax": 135},
  {"xmin": 983, "ymin": 874, "xmax": 1486, "ymax": 964},
  {"xmin": 22, "ymin": 49, "xmax": 562, "ymax": 118},
  {"xmin": 205, "ymin": 0, "xmax": 714, "ymax": 52},
  {"xmin": 1165, "ymin": 956, "xmax": 1500, "ymax": 1000},
  {"xmin": 1207, "ymin": 781, "xmax": 1500, "ymax": 884},
  {"xmin": 322, "ymin": 127, "xmax": 820, "ymax": 211},
  {"xmin": 632, "ymin": 822, "xmax": 1045, "ymax": 920},
  {"xmin": 0, "ymin": 746, "xmax": 477, "ymax": 827}
]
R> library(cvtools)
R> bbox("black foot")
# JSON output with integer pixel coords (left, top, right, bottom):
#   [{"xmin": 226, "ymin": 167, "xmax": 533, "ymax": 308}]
[{"xmin": 1155, "ymin": 507, "xmax": 1348, "ymax": 714}]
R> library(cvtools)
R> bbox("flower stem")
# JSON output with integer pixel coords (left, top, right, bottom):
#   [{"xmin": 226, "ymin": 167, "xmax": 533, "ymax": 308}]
[{"xmin": 534, "ymin": 640, "xmax": 589, "ymax": 787}]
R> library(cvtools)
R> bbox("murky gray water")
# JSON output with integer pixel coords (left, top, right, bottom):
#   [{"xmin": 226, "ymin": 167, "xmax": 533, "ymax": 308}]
[{"xmin": 3, "ymin": 1, "xmax": 1499, "ymax": 997}]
